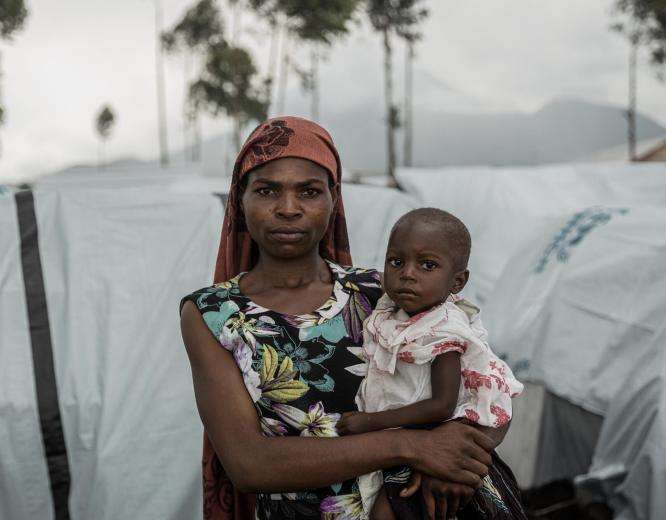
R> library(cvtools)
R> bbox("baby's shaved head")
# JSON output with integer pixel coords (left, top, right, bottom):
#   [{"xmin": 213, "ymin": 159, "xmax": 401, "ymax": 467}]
[{"xmin": 391, "ymin": 208, "xmax": 471, "ymax": 271}]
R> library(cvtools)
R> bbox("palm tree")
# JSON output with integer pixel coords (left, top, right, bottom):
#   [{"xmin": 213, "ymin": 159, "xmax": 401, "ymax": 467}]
[
  {"xmin": 366, "ymin": 0, "xmax": 427, "ymax": 186},
  {"xmin": 614, "ymin": 0, "xmax": 666, "ymax": 160},
  {"xmin": 249, "ymin": 0, "xmax": 361, "ymax": 118}
]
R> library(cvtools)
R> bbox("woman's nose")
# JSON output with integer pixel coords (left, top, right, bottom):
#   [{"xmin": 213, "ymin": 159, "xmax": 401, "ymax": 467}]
[{"xmin": 275, "ymin": 193, "xmax": 303, "ymax": 219}]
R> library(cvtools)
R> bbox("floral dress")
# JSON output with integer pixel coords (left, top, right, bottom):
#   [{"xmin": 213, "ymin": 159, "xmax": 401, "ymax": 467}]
[{"xmin": 182, "ymin": 261, "xmax": 383, "ymax": 519}]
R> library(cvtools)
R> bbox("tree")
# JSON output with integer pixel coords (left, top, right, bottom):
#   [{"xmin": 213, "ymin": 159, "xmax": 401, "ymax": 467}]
[
  {"xmin": 0, "ymin": 0, "xmax": 28, "ymax": 156},
  {"xmin": 366, "ymin": 0, "xmax": 427, "ymax": 185},
  {"xmin": 249, "ymin": 0, "xmax": 361, "ymax": 118},
  {"xmin": 162, "ymin": 0, "xmax": 223, "ymax": 51},
  {"xmin": 190, "ymin": 41, "xmax": 268, "ymax": 150},
  {"xmin": 614, "ymin": 0, "xmax": 666, "ymax": 160},
  {"xmin": 163, "ymin": 0, "xmax": 224, "ymax": 162},
  {"xmin": 616, "ymin": 0, "xmax": 666, "ymax": 68},
  {"xmin": 95, "ymin": 105, "xmax": 116, "ymax": 170},
  {"xmin": 163, "ymin": 0, "xmax": 268, "ymax": 163}
]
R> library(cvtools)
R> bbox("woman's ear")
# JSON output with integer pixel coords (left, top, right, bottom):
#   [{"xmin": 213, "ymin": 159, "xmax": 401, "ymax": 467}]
[{"xmin": 451, "ymin": 270, "xmax": 470, "ymax": 294}]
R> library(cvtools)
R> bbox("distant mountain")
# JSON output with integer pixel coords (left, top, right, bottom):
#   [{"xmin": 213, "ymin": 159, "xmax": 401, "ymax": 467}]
[
  {"xmin": 181, "ymin": 98, "xmax": 665, "ymax": 175},
  {"xmin": 53, "ymin": 97, "xmax": 666, "ymax": 178},
  {"xmin": 336, "ymin": 98, "xmax": 666, "ymax": 171}
]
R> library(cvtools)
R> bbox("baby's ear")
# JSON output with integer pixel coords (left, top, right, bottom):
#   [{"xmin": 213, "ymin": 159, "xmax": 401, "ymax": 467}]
[{"xmin": 451, "ymin": 269, "xmax": 470, "ymax": 294}]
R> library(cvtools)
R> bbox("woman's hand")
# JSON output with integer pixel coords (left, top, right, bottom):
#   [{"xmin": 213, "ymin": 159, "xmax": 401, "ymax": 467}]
[
  {"xmin": 408, "ymin": 420, "xmax": 493, "ymax": 488},
  {"xmin": 401, "ymin": 471, "xmax": 476, "ymax": 520},
  {"xmin": 336, "ymin": 411, "xmax": 376, "ymax": 435}
]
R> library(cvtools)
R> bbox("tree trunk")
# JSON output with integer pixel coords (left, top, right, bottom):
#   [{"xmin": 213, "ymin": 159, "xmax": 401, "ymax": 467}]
[
  {"xmin": 0, "ymin": 50, "xmax": 3, "ymax": 158},
  {"xmin": 382, "ymin": 28, "xmax": 397, "ymax": 186},
  {"xmin": 310, "ymin": 46, "xmax": 319, "ymax": 121},
  {"xmin": 229, "ymin": 0, "xmax": 243, "ymax": 45},
  {"xmin": 98, "ymin": 140, "xmax": 106, "ymax": 171},
  {"xmin": 183, "ymin": 53, "xmax": 192, "ymax": 161},
  {"xmin": 276, "ymin": 34, "xmax": 291, "ymax": 115},
  {"xmin": 403, "ymin": 40, "xmax": 414, "ymax": 168},
  {"xmin": 154, "ymin": 0, "xmax": 169, "ymax": 167},
  {"xmin": 265, "ymin": 21, "xmax": 281, "ymax": 115},
  {"xmin": 192, "ymin": 111, "xmax": 202, "ymax": 162},
  {"xmin": 184, "ymin": 51, "xmax": 202, "ymax": 162},
  {"xmin": 230, "ymin": 1, "xmax": 244, "ymax": 156},
  {"xmin": 628, "ymin": 35, "xmax": 638, "ymax": 162},
  {"xmin": 233, "ymin": 113, "xmax": 242, "ymax": 153}
]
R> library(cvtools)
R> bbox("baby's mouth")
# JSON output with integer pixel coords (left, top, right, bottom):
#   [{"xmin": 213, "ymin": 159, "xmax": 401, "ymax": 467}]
[{"xmin": 395, "ymin": 288, "xmax": 418, "ymax": 298}]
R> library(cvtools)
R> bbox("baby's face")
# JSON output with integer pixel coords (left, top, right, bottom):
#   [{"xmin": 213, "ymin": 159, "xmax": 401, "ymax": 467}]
[{"xmin": 383, "ymin": 222, "xmax": 466, "ymax": 315}]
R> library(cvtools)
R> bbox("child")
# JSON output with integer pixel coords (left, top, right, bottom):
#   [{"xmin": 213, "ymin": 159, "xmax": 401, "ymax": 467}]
[{"xmin": 337, "ymin": 208, "xmax": 524, "ymax": 519}]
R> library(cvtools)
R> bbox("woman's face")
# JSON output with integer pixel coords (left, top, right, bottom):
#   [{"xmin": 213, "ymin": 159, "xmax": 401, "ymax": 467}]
[{"xmin": 240, "ymin": 157, "xmax": 336, "ymax": 260}]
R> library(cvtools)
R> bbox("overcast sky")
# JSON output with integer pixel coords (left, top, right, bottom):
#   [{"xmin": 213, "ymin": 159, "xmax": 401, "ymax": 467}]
[{"xmin": 1, "ymin": 0, "xmax": 665, "ymax": 182}]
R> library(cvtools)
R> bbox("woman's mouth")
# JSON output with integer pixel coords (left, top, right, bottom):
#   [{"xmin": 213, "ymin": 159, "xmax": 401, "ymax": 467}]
[{"xmin": 269, "ymin": 228, "xmax": 307, "ymax": 243}]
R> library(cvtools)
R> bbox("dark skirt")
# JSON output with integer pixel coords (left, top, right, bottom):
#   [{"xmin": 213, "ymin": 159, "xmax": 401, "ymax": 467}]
[{"xmin": 385, "ymin": 452, "xmax": 528, "ymax": 520}]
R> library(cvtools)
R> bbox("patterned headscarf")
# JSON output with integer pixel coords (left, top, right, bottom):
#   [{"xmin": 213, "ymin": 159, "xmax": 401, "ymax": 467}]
[{"xmin": 203, "ymin": 116, "xmax": 352, "ymax": 519}]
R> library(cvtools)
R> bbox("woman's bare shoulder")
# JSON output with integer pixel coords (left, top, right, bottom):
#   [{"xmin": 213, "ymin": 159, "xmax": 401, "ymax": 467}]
[{"xmin": 180, "ymin": 300, "xmax": 229, "ymax": 368}]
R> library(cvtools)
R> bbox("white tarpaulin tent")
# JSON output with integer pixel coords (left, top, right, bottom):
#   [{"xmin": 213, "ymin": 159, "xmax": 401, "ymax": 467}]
[
  {"xmin": 485, "ymin": 205, "xmax": 666, "ymax": 415},
  {"xmin": 3, "ymin": 161, "xmax": 666, "ymax": 519},
  {"xmin": 576, "ymin": 324, "xmax": 666, "ymax": 520},
  {"xmin": 0, "ymin": 168, "xmax": 417, "ymax": 520},
  {"xmin": 483, "ymin": 207, "xmax": 666, "ymax": 508}
]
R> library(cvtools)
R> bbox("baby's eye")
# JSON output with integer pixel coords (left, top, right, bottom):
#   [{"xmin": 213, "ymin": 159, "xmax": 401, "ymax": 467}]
[
  {"xmin": 421, "ymin": 260, "xmax": 438, "ymax": 271},
  {"xmin": 388, "ymin": 258, "xmax": 403, "ymax": 268}
]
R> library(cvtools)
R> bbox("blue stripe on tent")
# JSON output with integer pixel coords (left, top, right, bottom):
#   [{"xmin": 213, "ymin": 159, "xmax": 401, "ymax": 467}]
[{"xmin": 15, "ymin": 190, "xmax": 71, "ymax": 520}]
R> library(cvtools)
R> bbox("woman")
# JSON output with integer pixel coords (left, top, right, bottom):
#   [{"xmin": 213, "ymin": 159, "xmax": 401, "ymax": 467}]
[{"xmin": 180, "ymin": 117, "xmax": 523, "ymax": 519}]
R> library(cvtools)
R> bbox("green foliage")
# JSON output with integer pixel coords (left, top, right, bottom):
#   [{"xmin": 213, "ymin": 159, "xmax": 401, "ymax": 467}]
[
  {"xmin": 190, "ymin": 42, "xmax": 268, "ymax": 123},
  {"xmin": 162, "ymin": 0, "xmax": 224, "ymax": 52},
  {"xmin": 0, "ymin": 0, "xmax": 28, "ymax": 39},
  {"xmin": 95, "ymin": 105, "xmax": 116, "ymax": 140},
  {"xmin": 366, "ymin": 0, "xmax": 428, "ymax": 42},
  {"xmin": 164, "ymin": 0, "xmax": 268, "ymax": 131},
  {"xmin": 615, "ymin": 0, "xmax": 666, "ymax": 71},
  {"xmin": 249, "ymin": 0, "xmax": 361, "ymax": 44}
]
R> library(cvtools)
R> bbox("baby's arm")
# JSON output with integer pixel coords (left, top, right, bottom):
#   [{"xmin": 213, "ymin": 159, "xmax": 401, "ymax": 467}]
[{"xmin": 338, "ymin": 352, "xmax": 461, "ymax": 435}]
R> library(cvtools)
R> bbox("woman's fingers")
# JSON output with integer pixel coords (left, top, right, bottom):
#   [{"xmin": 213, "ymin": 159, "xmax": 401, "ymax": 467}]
[
  {"xmin": 468, "ymin": 427, "xmax": 496, "ymax": 452},
  {"xmin": 461, "ymin": 438, "xmax": 493, "ymax": 467},
  {"xmin": 400, "ymin": 471, "xmax": 422, "ymax": 498},
  {"xmin": 460, "ymin": 456, "xmax": 489, "ymax": 478},
  {"xmin": 447, "ymin": 493, "xmax": 460, "ymax": 518},
  {"xmin": 435, "ymin": 496, "xmax": 448, "ymax": 520},
  {"xmin": 422, "ymin": 488, "xmax": 437, "ymax": 520},
  {"xmin": 447, "ymin": 469, "xmax": 482, "ymax": 488}
]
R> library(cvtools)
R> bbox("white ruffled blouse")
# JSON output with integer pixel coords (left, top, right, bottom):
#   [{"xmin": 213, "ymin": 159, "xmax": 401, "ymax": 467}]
[{"xmin": 355, "ymin": 293, "xmax": 523, "ymax": 427}]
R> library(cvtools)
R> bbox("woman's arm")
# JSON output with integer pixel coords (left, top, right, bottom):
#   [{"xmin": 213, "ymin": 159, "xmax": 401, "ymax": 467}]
[
  {"xmin": 181, "ymin": 301, "xmax": 493, "ymax": 493},
  {"xmin": 338, "ymin": 352, "xmax": 461, "ymax": 434}
]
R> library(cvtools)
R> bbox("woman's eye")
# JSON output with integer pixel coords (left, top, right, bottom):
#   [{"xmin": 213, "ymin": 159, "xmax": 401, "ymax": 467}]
[
  {"xmin": 256, "ymin": 187, "xmax": 275, "ymax": 197},
  {"xmin": 388, "ymin": 258, "xmax": 403, "ymax": 268},
  {"xmin": 301, "ymin": 188, "xmax": 320, "ymax": 198},
  {"xmin": 422, "ymin": 261, "xmax": 438, "ymax": 271}
]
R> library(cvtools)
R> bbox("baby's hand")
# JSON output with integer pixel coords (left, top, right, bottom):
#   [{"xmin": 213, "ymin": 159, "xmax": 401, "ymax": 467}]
[{"xmin": 336, "ymin": 411, "xmax": 376, "ymax": 435}]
